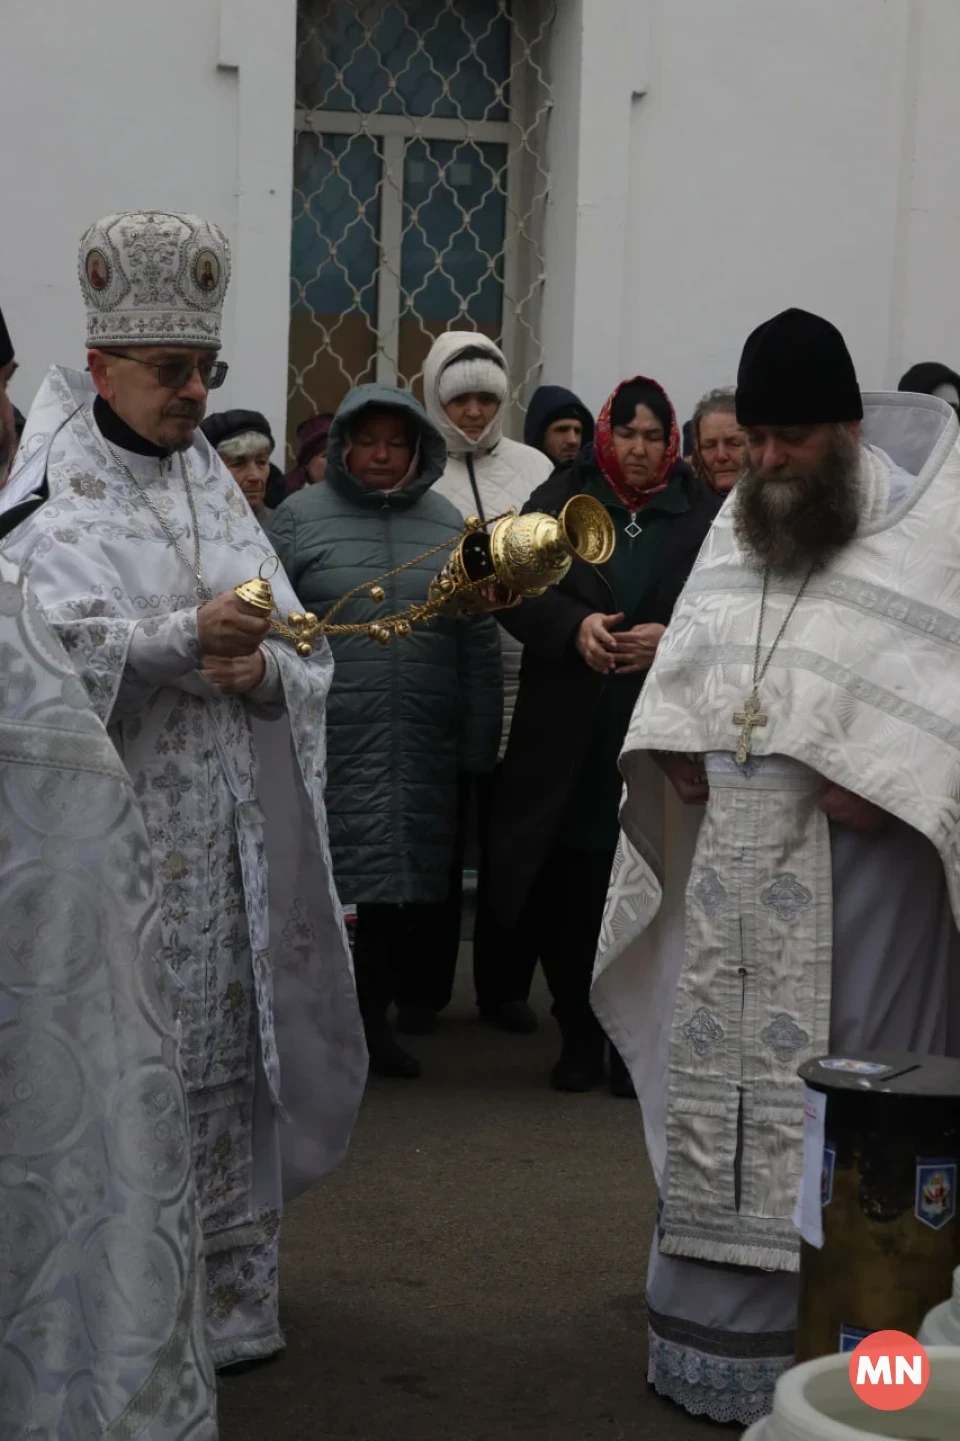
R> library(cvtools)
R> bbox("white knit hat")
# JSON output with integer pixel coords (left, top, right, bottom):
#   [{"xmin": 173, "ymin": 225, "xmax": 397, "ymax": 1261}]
[
  {"xmin": 437, "ymin": 347, "xmax": 508, "ymax": 408},
  {"xmin": 79, "ymin": 210, "xmax": 231, "ymax": 349}
]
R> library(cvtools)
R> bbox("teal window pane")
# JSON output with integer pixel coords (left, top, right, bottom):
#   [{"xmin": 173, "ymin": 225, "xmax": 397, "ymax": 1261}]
[
  {"xmin": 291, "ymin": 131, "xmax": 381, "ymax": 319},
  {"xmin": 297, "ymin": 0, "xmax": 510, "ymax": 121},
  {"xmin": 401, "ymin": 138, "xmax": 505, "ymax": 327}
]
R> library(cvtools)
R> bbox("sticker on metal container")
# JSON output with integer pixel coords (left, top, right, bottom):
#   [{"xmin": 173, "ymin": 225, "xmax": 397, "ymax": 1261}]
[
  {"xmin": 818, "ymin": 1058, "xmax": 893, "ymax": 1075},
  {"xmin": 821, "ymin": 1142, "xmax": 836, "ymax": 1208},
  {"xmin": 915, "ymin": 1158, "xmax": 957, "ymax": 1230},
  {"xmin": 840, "ymin": 1325, "xmax": 873, "ymax": 1353},
  {"xmin": 794, "ymin": 1086, "xmax": 827, "ymax": 1246}
]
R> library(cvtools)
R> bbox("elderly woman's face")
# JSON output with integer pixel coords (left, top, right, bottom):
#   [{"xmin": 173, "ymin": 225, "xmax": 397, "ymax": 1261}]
[
  {"xmin": 612, "ymin": 403, "xmax": 666, "ymax": 485},
  {"xmin": 224, "ymin": 449, "xmax": 271, "ymax": 510},
  {"xmin": 697, "ymin": 410, "xmax": 746, "ymax": 493},
  {"xmin": 347, "ymin": 409, "xmax": 413, "ymax": 490}
]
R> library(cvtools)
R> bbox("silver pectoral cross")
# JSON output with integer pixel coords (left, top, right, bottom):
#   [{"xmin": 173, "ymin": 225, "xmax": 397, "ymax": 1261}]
[{"xmin": 733, "ymin": 691, "xmax": 768, "ymax": 765}]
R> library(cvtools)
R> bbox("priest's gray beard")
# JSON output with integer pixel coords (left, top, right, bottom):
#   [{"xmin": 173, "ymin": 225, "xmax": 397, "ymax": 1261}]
[
  {"xmin": 0, "ymin": 390, "xmax": 16, "ymax": 485},
  {"xmin": 733, "ymin": 426, "xmax": 862, "ymax": 576},
  {"xmin": 0, "ymin": 425, "xmax": 14, "ymax": 485},
  {"xmin": 162, "ymin": 402, "xmax": 206, "ymax": 454}
]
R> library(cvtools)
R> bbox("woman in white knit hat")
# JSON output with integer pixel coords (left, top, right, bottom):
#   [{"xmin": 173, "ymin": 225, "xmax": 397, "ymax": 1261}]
[{"xmin": 409, "ymin": 331, "xmax": 552, "ymax": 1037}]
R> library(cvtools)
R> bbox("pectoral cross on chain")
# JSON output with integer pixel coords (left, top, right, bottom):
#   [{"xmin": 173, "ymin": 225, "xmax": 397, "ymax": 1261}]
[{"xmin": 733, "ymin": 692, "xmax": 768, "ymax": 765}]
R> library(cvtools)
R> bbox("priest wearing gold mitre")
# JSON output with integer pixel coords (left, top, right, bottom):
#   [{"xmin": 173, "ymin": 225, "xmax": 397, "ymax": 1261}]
[
  {"xmin": 592, "ymin": 309, "xmax": 960, "ymax": 1426},
  {"xmin": 0, "ymin": 211, "xmax": 367, "ymax": 1370}
]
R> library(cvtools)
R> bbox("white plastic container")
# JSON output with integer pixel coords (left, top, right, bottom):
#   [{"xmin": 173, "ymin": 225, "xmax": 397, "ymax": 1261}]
[
  {"xmin": 741, "ymin": 1345, "xmax": 960, "ymax": 1439},
  {"xmin": 917, "ymin": 1266, "xmax": 960, "ymax": 1348}
]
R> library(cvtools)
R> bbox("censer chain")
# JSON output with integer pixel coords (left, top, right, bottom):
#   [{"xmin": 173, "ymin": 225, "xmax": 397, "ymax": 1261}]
[
  {"xmin": 269, "ymin": 575, "xmax": 492, "ymax": 641},
  {"xmin": 282, "ymin": 510, "xmax": 513, "ymax": 638}
]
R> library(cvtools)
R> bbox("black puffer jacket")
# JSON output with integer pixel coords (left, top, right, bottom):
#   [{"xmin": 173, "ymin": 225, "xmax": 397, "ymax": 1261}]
[
  {"xmin": 271, "ymin": 385, "xmax": 503, "ymax": 905},
  {"xmin": 489, "ymin": 455, "xmax": 721, "ymax": 926}
]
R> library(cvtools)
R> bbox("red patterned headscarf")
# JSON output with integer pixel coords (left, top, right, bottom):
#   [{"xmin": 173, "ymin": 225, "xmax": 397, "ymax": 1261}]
[{"xmin": 594, "ymin": 375, "xmax": 681, "ymax": 512}]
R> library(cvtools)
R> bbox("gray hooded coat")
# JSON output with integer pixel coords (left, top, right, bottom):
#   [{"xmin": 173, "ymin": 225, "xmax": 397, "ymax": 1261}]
[{"xmin": 270, "ymin": 385, "xmax": 503, "ymax": 905}]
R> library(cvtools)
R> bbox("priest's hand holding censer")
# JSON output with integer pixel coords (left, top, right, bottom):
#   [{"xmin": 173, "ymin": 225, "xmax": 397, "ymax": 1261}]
[
  {"xmin": 234, "ymin": 496, "xmax": 616, "ymax": 657},
  {"xmin": 196, "ymin": 587, "xmax": 275, "ymax": 694},
  {"xmin": 198, "ymin": 588, "xmax": 273, "ymax": 656}
]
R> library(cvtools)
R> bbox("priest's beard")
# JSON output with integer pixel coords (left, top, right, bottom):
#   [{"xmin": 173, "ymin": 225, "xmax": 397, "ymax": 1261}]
[
  {"xmin": 159, "ymin": 403, "xmax": 205, "ymax": 454},
  {"xmin": 0, "ymin": 399, "xmax": 15, "ymax": 486},
  {"xmin": 733, "ymin": 428, "xmax": 862, "ymax": 576}
]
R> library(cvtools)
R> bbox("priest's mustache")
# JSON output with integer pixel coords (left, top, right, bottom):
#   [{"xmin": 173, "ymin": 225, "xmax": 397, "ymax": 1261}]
[{"xmin": 166, "ymin": 401, "xmax": 205, "ymax": 420}]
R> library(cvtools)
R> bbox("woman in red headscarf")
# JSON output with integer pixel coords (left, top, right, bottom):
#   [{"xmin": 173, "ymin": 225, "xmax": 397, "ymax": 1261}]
[{"xmin": 488, "ymin": 376, "xmax": 721, "ymax": 1094}]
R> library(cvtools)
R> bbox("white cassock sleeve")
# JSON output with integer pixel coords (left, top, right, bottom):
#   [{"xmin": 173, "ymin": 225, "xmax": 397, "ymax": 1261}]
[{"xmin": 125, "ymin": 607, "xmax": 202, "ymax": 683}]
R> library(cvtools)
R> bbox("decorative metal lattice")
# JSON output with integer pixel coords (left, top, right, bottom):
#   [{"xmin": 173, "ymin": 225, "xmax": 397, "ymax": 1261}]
[{"xmin": 289, "ymin": 0, "xmax": 554, "ymax": 459}]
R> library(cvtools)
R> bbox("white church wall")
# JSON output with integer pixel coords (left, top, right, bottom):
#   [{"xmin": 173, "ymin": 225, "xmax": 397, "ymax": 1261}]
[
  {"xmin": 540, "ymin": 0, "xmax": 651, "ymax": 413},
  {"xmin": 0, "ymin": 0, "xmax": 296, "ymax": 443},
  {"xmin": 892, "ymin": 0, "xmax": 960, "ymax": 383},
  {"xmin": 2, "ymin": 0, "xmax": 959, "ymax": 443},
  {"xmin": 541, "ymin": 0, "xmax": 960, "ymax": 427}
]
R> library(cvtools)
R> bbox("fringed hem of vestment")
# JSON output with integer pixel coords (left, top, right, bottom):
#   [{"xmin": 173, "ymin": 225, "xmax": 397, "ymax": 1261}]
[
  {"xmin": 647, "ymin": 1328, "xmax": 791, "ymax": 1427},
  {"xmin": 658, "ymin": 1230, "xmax": 800, "ymax": 1273},
  {"xmin": 211, "ymin": 1328, "xmax": 285, "ymax": 1371}
]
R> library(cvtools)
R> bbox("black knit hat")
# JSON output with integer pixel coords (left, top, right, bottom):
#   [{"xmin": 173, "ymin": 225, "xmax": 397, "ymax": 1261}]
[
  {"xmin": 0, "ymin": 305, "xmax": 13, "ymax": 370},
  {"xmin": 898, "ymin": 361, "xmax": 960, "ymax": 397},
  {"xmin": 201, "ymin": 408, "xmax": 274, "ymax": 452},
  {"xmin": 735, "ymin": 308, "xmax": 862, "ymax": 427}
]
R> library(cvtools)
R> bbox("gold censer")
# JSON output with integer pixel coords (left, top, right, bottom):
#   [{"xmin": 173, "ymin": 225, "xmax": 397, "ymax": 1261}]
[{"xmin": 234, "ymin": 495, "xmax": 615, "ymax": 656}]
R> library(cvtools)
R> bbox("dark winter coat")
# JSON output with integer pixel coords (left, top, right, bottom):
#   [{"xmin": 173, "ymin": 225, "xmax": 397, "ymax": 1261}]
[
  {"xmin": 270, "ymin": 385, "xmax": 503, "ymax": 906},
  {"xmin": 523, "ymin": 385, "xmax": 595, "ymax": 455},
  {"xmin": 264, "ymin": 464, "xmax": 288, "ymax": 511},
  {"xmin": 488, "ymin": 454, "xmax": 722, "ymax": 926}
]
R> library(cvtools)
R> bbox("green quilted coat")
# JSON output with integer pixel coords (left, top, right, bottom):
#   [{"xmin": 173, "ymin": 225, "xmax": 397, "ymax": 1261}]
[{"xmin": 271, "ymin": 385, "xmax": 503, "ymax": 904}]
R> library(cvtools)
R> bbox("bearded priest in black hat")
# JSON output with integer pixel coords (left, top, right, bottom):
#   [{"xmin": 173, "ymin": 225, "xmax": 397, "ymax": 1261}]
[{"xmin": 592, "ymin": 308, "xmax": 960, "ymax": 1425}]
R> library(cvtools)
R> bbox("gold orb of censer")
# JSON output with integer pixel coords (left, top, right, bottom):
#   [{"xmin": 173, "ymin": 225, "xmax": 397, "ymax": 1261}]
[{"xmin": 234, "ymin": 494, "xmax": 614, "ymax": 656}]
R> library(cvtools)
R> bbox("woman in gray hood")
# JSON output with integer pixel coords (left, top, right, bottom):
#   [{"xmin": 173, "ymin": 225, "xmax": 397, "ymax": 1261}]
[{"xmin": 271, "ymin": 385, "xmax": 503, "ymax": 1078}]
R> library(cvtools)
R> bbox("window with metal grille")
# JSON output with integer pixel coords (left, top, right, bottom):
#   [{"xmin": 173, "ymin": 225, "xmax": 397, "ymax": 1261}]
[{"xmin": 290, "ymin": 0, "xmax": 553, "ymax": 458}]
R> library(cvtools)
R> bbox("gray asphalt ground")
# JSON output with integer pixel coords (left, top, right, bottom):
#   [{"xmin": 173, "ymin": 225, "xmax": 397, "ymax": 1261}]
[{"xmin": 219, "ymin": 967, "xmax": 723, "ymax": 1441}]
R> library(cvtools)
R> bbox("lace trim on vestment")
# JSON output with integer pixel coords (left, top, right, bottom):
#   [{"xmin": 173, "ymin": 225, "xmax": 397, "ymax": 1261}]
[{"xmin": 647, "ymin": 1324, "xmax": 792, "ymax": 1427}]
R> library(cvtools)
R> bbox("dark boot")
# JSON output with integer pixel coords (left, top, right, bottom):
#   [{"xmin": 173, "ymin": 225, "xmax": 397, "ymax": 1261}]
[
  {"xmin": 550, "ymin": 1030, "xmax": 605, "ymax": 1092},
  {"xmin": 365, "ymin": 1022, "xmax": 421, "ymax": 1079},
  {"xmin": 479, "ymin": 999, "xmax": 538, "ymax": 1034},
  {"xmin": 608, "ymin": 1045, "xmax": 637, "ymax": 1099},
  {"xmin": 395, "ymin": 1002, "xmax": 438, "ymax": 1036}
]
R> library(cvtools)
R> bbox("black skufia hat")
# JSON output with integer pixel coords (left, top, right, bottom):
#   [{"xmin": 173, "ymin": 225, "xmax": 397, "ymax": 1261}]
[
  {"xmin": 0, "ymin": 305, "xmax": 13, "ymax": 370},
  {"xmin": 736, "ymin": 308, "xmax": 863, "ymax": 427}
]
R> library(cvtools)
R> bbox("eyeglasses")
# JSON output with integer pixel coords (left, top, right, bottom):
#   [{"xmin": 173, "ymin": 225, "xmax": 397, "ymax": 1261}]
[{"xmin": 102, "ymin": 350, "xmax": 229, "ymax": 391}]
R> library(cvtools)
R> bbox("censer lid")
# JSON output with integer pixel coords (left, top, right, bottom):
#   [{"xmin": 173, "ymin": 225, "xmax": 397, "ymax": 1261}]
[
  {"xmin": 234, "ymin": 577, "xmax": 276, "ymax": 613},
  {"xmin": 234, "ymin": 556, "xmax": 279, "ymax": 614}
]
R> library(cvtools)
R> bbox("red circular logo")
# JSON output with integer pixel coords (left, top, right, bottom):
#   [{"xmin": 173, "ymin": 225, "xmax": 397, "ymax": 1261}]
[{"xmin": 848, "ymin": 1330, "xmax": 930, "ymax": 1411}]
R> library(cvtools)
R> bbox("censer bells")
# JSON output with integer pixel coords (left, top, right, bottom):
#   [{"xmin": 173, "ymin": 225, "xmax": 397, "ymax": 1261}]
[{"xmin": 234, "ymin": 495, "xmax": 615, "ymax": 656}]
